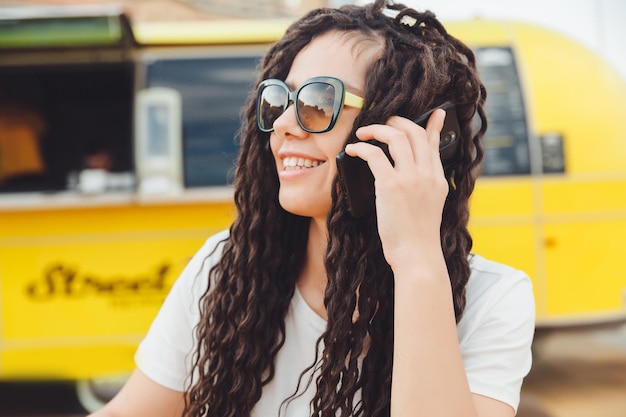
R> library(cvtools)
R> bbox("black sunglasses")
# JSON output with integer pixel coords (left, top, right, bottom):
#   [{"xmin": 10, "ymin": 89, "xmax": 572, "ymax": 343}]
[{"xmin": 256, "ymin": 76, "xmax": 364, "ymax": 134}]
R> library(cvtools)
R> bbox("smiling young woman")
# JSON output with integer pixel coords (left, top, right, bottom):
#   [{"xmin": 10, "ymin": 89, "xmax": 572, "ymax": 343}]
[
  {"xmin": 90, "ymin": 2, "xmax": 535, "ymax": 417},
  {"xmin": 268, "ymin": 31, "xmax": 377, "ymax": 221}
]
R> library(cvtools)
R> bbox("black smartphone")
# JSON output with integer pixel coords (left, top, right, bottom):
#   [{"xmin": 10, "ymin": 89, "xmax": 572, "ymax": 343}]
[{"xmin": 336, "ymin": 102, "xmax": 461, "ymax": 218}]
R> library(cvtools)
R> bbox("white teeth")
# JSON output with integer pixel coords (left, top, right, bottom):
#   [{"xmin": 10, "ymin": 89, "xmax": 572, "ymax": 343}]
[{"xmin": 282, "ymin": 157, "xmax": 322, "ymax": 169}]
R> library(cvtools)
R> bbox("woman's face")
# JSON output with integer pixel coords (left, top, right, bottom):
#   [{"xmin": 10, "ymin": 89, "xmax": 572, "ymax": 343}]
[{"xmin": 269, "ymin": 30, "xmax": 379, "ymax": 220}]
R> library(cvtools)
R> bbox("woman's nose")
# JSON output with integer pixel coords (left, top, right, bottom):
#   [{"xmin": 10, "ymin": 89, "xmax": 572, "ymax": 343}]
[{"xmin": 272, "ymin": 104, "xmax": 307, "ymax": 139}]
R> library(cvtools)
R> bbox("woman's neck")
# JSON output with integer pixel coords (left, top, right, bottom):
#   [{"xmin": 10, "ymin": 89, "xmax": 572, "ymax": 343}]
[{"xmin": 296, "ymin": 217, "xmax": 329, "ymax": 319}]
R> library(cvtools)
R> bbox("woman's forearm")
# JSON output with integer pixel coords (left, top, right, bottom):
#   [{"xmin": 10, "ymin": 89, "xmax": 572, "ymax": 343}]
[{"xmin": 390, "ymin": 252, "xmax": 478, "ymax": 417}]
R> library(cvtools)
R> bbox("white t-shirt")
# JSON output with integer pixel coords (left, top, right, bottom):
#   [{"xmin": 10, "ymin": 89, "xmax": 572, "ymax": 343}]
[{"xmin": 135, "ymin": 230, "xmax": 535, "ymax": 415}]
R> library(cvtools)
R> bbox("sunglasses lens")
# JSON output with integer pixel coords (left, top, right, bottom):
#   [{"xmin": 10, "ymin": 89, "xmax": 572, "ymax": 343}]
[
  {"xmin": 259, "ymin": 84, "xmax": 288, "ymax": 131},
  {"xmin": 297, "ymin": 82, "xmax": 336, "ymax": 132}
]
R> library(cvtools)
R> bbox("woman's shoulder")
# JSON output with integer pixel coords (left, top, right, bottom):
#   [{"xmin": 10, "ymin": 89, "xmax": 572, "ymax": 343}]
[
  {"xmin": 199, "ymin": 229, "xmax": 231, "ymax": 257},
  {"xmin": 173, "ymin": 229, "xmax": 230, "ymax": 295},
  {"xmin": 460, "ymin": 255, "xmax": 535, "ymax": 410},
  {"xmin": 463, "ymin": 253, "xmax": 535, "ymax": 324},
  {"xmin": 467, "ymin": 253, "xmax": 532, "ymax": 291},
  {"xmin": 187, "ymin": 229, "xmax": 230, "ymax": 272},
  {"xmin": 469, "ymin": 253, "xmax": 527, "ymax": 276}
]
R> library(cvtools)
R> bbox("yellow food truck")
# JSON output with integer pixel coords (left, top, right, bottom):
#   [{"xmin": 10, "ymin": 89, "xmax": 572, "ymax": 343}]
[{"xmin": 0, "ymin": 5, "xmax": 625, "ymax": 411}]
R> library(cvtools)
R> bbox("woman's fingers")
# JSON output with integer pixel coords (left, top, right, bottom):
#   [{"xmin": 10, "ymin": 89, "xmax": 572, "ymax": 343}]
[
  {"xmin": 424, "ymin": 108, "xmax": 447, "ymax": 151},
  {"xmin": 343, "ymin": 139, "xmax": 395, "ymax": 178},
  {"xmin": 351, "ymin": 122, "xmax": 414, "ymax": 170},
  {"xmin": 348, "ymin": 110, "xmax": 447, "ymax": 172}
]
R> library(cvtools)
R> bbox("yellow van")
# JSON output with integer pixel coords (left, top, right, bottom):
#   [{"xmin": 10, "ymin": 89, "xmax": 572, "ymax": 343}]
[
  {"xmin": 0, "ymin": 5, "xmax": 625, "ymax": 411},
  {"xmin": 444, "ymin": 20, "xmax": 626, "ymax": 330}
]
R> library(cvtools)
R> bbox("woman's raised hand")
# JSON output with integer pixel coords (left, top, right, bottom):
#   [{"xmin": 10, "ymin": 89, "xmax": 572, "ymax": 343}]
[{"xmin": 344, "ymin": 109, "xmax": 449, "ymax": 270}]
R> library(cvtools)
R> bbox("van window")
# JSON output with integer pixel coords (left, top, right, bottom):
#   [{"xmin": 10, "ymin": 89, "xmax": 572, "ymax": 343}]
[
  {"xmin": 145, "ymin": 56, "xmax": 260, "ymax": 187},
  {"xmin": 476, "ymin": 47, "xmax": 531, "ymax": 176},
  {"xmin": 0, "ymin": 62, "xmax": 134, "ymax": 193}
]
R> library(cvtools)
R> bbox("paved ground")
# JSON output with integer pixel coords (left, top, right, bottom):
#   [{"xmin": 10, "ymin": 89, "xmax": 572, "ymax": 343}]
[{"xmin": 517, "ymin": 324, "xmax": 626, "ymax": 417}]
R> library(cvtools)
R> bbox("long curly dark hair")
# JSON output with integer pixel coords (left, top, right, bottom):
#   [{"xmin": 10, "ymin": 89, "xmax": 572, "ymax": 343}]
[{"xmin": 183, "ymin": 1, "xmax": 487, "ymax": 416}]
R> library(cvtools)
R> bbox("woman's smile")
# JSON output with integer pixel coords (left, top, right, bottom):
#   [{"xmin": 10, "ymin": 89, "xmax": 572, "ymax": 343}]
[{"xmin": 282, "ymin": 156, "xmax": 324, "ymax": 170}]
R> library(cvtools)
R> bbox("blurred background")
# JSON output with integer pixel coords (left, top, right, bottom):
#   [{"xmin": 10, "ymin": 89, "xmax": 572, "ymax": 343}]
[
  {"xmin": 405, "ymin": 0, "xmax": 626, "ymax": 82},
  {"xmin": 0, "ymin": 0, "xmax": 625, "ymax": 416}
]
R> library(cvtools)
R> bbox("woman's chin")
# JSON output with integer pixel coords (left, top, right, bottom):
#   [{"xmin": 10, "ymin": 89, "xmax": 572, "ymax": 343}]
[{"xmin": 278, "ymin": 195, "xmax": 330, "ymax": 219}]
